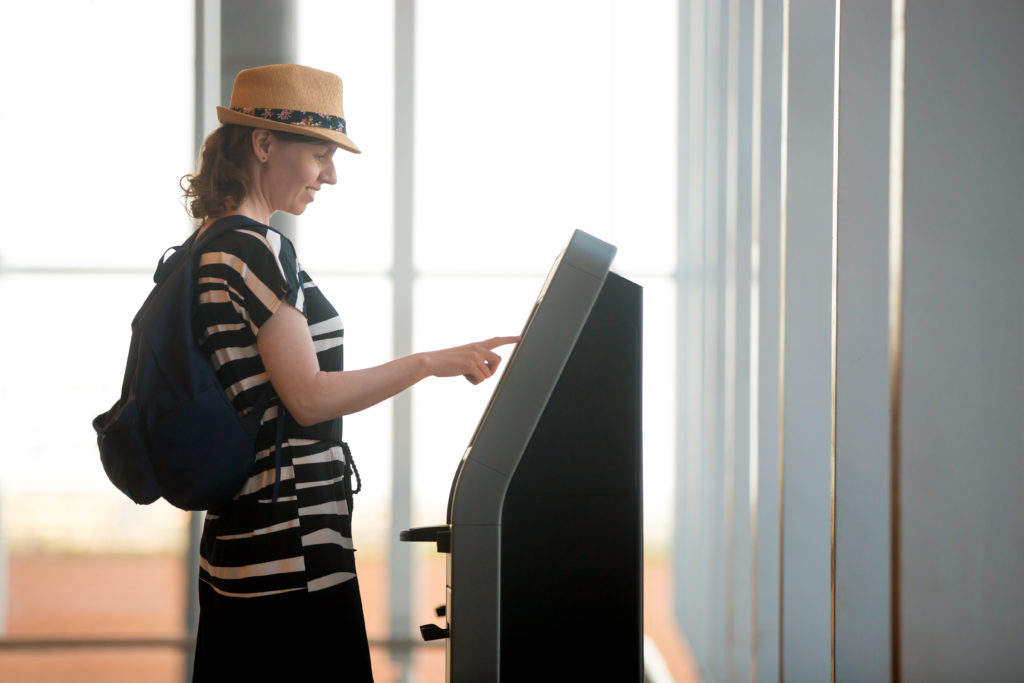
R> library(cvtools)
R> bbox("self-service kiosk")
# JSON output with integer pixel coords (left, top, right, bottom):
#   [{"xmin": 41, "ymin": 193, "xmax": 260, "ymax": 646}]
[{"xmin": 402, "ymin": 231, "xmax": 643, "ymax": 681}]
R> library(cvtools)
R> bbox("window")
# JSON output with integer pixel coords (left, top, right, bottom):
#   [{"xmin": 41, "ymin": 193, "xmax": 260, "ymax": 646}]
[
  {"xmin": 0, "ymin": 2, "xmax": 683, "ymax": 680},
  {"xmin": 301, "ymin": 4, "xmax": 681, "ymax": 680},
  {"xmin": 0, "ymin": 2, "xmax": 195, "ymax": 680}
]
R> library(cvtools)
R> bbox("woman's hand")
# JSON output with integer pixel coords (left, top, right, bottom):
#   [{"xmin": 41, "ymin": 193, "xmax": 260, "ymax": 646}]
[{"xmin": 421, "ymin": 336, "xmax": 522, "ymax": 385}]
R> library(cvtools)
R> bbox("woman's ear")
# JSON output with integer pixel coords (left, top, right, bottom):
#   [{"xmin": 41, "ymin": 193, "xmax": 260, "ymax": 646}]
[{"xmin": 251, "ymin": 128, "xmax": 273, "ymax": 163}]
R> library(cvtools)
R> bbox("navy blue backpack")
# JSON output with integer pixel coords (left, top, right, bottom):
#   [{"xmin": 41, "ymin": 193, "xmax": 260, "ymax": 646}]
[{"xmin": 93, "ymin": 215, "xmax": 273, "ymax": 511}]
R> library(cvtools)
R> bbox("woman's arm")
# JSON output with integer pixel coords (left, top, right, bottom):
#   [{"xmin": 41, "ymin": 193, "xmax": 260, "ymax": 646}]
[{"xmin": 257, "ymin": 302, "xmax": 519, "ymax": 426}]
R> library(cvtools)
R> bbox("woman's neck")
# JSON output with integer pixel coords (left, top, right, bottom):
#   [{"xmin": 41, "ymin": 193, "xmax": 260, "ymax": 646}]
[
  {"xmin": 230, "ymin": 195, "xmax": 274, "ymax": 225},
  {"xmin": 202, "ymin": 199, "xmax": 274, "ymax": 234}
]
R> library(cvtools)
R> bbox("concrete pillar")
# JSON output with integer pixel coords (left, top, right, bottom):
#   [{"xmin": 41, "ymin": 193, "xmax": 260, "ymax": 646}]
[
  {"xmin": 675, "ymin": 0, "xmax": 711, "ymax": 671},
  {"xmin": 895, "ymin": 1, "xmax": 1024, "ymax": 679},
  {"xmin": 675, "ymin": 2, "xmax": 1024, "ymax": 681},
  {"xmin": 220, "ymin": 0, "xmax": 297, "ymax": 242},
  {"xmin": 751, "ymin": 1, "xmax": 785, "ymax": 681},
  {"xmin": 833, "ymin": 1, "xmax": 892, "ymax": 681},
  {"xmin": 726, "ymin": 0, "xmax": 755, "ymax": 678},
  {"xmin": 705, "ymin": 0, "xmax": 727, "ymax": 675},
  {"xmin": 186, "ymin": 2, "xmax": 222, "ymax": 678},
  {"xmin": 219, "ymin": 0, "xmax": 296, "ymax": 101},
  {"xmin": 675, "ymin": 0, "xmax": 787, "ymax": 679},
  {"xmin": 186, "ymin": 2, "xmax": 297, "ymax": 678},
  {"xmin": 390, "ymin": 1, "xmax": 416, "ymax": 681},
  {"xmin": 778, "ymin": 1, "xmax": 835, "ymax": 680}
]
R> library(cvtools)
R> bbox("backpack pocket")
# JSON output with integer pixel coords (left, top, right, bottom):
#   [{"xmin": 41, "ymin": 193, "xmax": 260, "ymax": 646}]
[{"xmin": 94, "ymin": 402, "xmax": 162, "ymax": 505}]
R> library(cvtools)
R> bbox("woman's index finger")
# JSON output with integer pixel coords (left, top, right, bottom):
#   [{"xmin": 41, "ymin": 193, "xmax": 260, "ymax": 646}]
[{"xmin": 484, "ymin": 335, "xmax": 522, "ymax": 349}]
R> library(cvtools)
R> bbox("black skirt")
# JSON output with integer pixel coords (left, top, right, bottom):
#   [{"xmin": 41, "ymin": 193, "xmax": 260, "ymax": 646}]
[{"xmin": 192, "ymin": 578, "xmax": 374, "ymax": 682}]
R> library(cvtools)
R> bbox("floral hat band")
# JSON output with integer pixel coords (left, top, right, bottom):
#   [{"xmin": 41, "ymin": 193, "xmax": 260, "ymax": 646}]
[
  {"xmin": 216, "ymin": 64, "xmax": 361, "ymax": 154},
  {"xmin": 231, "ymin": 107, "xmax": 347, "ymax": 136}
]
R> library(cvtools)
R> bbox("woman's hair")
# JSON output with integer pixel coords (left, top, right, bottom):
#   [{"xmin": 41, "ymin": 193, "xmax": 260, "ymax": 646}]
[
  {"xmin": 181, "ymin": 126, "xmax": 329, "ymax": 223},
  {"xmin": 181, "ymin": 124, "xmax": 255, "ymax": 223}
]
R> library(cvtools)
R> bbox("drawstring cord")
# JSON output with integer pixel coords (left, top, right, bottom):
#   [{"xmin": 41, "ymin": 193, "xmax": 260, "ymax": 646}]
[
  {"xmin": 341, "ymin": 441, "xmax": 361, "ymax": 511},
  {"xmin": 270, "ymin": 406, "xmax": 359, "ymax": 509}
]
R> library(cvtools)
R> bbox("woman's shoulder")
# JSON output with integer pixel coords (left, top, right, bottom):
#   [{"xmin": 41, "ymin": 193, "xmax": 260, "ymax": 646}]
[
  {"xmin": 200, "ymin": 218, "xmax": 295, "ymax": 261},
  {"xmin": 194, "ymin": 219, "xmax": 300, "ymax": 309}
]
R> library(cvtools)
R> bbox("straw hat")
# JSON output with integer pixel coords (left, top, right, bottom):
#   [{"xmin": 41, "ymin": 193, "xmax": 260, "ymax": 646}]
[{"xmin": 217, "ymin": 63, "xmax": 361, "ymax": 154}]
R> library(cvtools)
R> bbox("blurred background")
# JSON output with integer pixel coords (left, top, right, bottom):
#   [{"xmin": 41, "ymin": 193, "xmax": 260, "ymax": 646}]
[
  {"xmin": 1, "ymin": 1, "xmax": 1022, "ymax": 682},
  {"xmin": 0, "ymin": 1, "xmax": 685, "ymax": 681}
]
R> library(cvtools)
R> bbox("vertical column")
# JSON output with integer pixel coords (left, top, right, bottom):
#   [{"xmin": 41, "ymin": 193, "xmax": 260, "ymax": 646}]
[
  {"xmin": 195, "ymin": 0, "xmax": 221, "ymax": 151},
  {"xmin": 674, "ymin": 0, "xmax": 700, "ymax": 660},
  {"xmin": 727, "ymin": 0, "xmax": 756, "ymax": 679},
  {"xmin": 676, "ymin": 0, "xmax": 710, "ymax": 672},
  {"xmin": 706, "ymin": 0, "xmax": 727, "ymax": 676},
  {"xmin": 677, "ymin": 1, "xmax": 787, "ymax": 679},
  {"xmin": 219, "ymin": 0, "xmax": 296, "ymax": 100},
  {"xmin": 686, "ymin": 0, "xmax": 732, "ymax": 676},
  {"xmin": 833, "ymin": 1, "xmax": 891, "ymax": 681},
  {"xmin": 220, "ymin": 0, "xmax": 297, "ymax": 241},
  {"xmin": 779, "ymin": 1, "xmax": 835, "ymax": 680},
  {"xmin": 896, "ymin": 1, "xmax": 1024, "ymax": 679},
  {"xmin": 187, "ymin": 4, "xmax": 298, "ymax": 679},
  {"xmin": 189, "ymin": 0, "xmax": 299, "ymax": 676},
  {"xmin": 751, "ymin": 1, "xmax": 784, "ymax": 680},
  {"xmin": 391, "ymin": 1, "xmax": 416, "ymax": 679},
  {"xmin": 187, "ymin": 2, "xmax": 220, "ymax": 678}
]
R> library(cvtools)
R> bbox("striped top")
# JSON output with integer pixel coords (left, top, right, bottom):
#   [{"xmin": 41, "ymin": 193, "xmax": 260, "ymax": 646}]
[{"xmin": 192, "ymin": 221, "xmax": 355, "ymax": 598}]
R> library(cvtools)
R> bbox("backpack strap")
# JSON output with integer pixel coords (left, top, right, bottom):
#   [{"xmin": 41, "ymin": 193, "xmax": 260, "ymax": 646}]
[
  {"xmin": 153, "ymin": 215, "xmax": 263, "ymax": 285},
  {"xmin": 191, "ymin": 214, "xmax": 263, "ymax": 253},
  {"xmin": 169, "ymin": 215, "xmax": 281, "ymax": 503},
  {"xmin": 190, "ymin": 215, "xmax": 288, "ymax": 504}
]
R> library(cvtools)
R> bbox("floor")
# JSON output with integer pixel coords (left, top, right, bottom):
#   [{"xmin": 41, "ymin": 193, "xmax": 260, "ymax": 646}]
[{"xmin": 0, "ymin": 552, "xmax": 700, "ymax": 682}]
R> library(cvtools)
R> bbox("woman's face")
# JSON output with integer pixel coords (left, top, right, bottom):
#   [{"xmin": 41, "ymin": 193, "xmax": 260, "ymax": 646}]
[{"xmin": 261, "ymin": 134, "xmax": 339, "ymax": 216}]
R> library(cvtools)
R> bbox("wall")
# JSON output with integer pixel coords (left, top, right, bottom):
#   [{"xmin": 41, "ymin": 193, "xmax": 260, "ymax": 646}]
[{"xmin": 673, "ymin": 1, "xmax": 1024, "ymax": 680}]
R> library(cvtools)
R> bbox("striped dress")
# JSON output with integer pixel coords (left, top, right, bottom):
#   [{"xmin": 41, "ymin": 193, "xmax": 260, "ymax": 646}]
[
  {"xmin": 189, "ymin": 219, "xmax": 373, "ymax": 680},
  {"xmin": 192, "ymin": 220, "xmax": 357, "ymax": 595}
]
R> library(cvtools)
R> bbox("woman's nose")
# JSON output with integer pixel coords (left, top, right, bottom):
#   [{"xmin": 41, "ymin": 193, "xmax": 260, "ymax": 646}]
[{"xmin": 322, "ymin": 160, "xmax": 338, "ymax": 185}]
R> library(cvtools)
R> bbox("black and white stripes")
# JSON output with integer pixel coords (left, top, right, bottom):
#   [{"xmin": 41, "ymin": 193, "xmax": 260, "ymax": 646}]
[{"xmin": 192, "ymin": 223, "xmax": 353, "ymax": 598}]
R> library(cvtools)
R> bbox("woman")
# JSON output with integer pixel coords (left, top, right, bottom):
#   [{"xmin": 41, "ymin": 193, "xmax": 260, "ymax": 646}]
[{"xmin": 182, "ymin": 64, "xmax": 517, "ymax": 681}]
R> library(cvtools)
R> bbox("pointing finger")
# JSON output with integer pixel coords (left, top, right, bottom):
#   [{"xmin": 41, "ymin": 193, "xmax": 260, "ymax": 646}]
[{"xmin": 483, "ymin": 335, "xmax": 521, "ymax": 349}]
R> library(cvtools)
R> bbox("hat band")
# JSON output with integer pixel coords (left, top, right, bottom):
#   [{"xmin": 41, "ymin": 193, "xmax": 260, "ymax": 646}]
[{"xmin": 232, "ymin": 106, "xmax": 347, "ymax": 135}]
